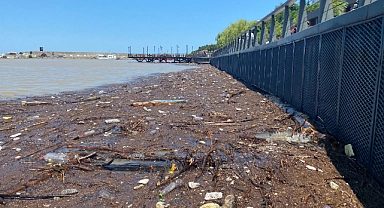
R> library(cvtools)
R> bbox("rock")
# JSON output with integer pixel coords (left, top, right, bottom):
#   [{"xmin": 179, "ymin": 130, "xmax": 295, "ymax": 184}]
[
  {"xmin": 204, "ymin": 192, "xmax": 223, "ymax": 200},
  {"xmin": 222, "ymin": 195, "xmax": 236, "ymax": 208},
  {"xmin": 60, "ymin": 189, "xmax": 78, "ymax": 195},
  {"xmin": 200, "ymin": 203, "xmax": 220, "ymax": 208},
  {"xmin": 138, "ymin": 179, "xmax": 149, "ymax": 184},
  {"xmin": 188, "ymin": 182, "xmax": 200, "ymax": 189}
]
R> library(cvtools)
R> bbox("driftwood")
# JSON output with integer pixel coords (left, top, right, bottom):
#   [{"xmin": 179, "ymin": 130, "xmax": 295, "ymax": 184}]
[
  {"xmin": 0, "ymin": 193, "xmax": 72, "ymax": 200},
  {"xmin": 67, "ymin": 144, "xmax": 133, "ymax": 154},
  {"xmin": 70, "ymin": 96, "xmax": 101, "ymax": 104},
  {"xmin": 4, "ymin": 172, "xmax": 53, "ymax": 194},
  {"xmin": 21, "ymin": 101, "xmax": 51, "ymax": 106},
  {"xmin": 131, "ymin": 99, "xmax": 188, "ymax": 107}
]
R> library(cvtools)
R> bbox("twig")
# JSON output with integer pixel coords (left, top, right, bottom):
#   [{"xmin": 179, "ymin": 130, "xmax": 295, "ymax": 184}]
[
  {"xmin": 4, "ymin": 171, "xmax": 53, "ymax": 194},
  {"xmin": 67, "ymin": 144, "xmax": 133, "ymax": 154},
  {"xmin": 0, "ymin": 194, "xmax": 72, "ymax": 200}
]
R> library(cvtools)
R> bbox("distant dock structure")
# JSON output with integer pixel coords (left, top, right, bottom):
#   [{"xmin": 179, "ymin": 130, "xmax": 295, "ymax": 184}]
[{"xmin": 128, "ymin": 54, "xmax": 210, "ymax": 64}]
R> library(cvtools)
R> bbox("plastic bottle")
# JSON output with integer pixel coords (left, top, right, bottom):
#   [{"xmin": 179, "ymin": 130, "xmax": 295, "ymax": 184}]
[
  {"xmin": 43, "ymin": 152, "xmax": 68, "ymax": 164},
  {"xmin": 83, "ymin": 130, "xmax": 95, "ymax": 136},
  {"xmin": 160, "ymin": 179, "xmax": 183, "ymax": 196}
]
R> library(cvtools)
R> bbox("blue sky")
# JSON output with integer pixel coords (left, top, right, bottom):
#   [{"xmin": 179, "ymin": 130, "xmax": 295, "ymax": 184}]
[{"xmin": 1, "ymin": 0, "xmax": 286, "ymax": 54}]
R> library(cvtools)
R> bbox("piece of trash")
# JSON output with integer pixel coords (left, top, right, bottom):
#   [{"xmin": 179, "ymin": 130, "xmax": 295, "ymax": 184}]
[
  {"xmin": 329, "ymin": 181, "xmax": 339, "ymax": 190},
  {"xmin": 138, "ymin": 179, "xmax": 149, "ymax": 185},
  {"xmin": 198, "ymin": 141, "xmax": 206, "ymax": 145},
  {"xmin": 160, "ymin": 179, "xmax": 183, "ymax": 196},
  {"xmin": 150, "ymin": 130, "xmax": 157, "ymax": 135},
  {"xmin": 0, "ymin": 146, "xmax": 3, "ymax": 151},
  {"xmin": 188, "ymin": 182, "xmax": 200, "ymax": 189},
  {"xmin": 168, "ymin": 163, "xmax": 177, "ymax": 175},
  {"xmin": 192, "ymin": 115, "xmax": 204, "ymax": 121},
  {"xmin": 12, "ymin": 147, "xmax": 21, "ymax": 152},
  {"xmin": 143, "ymin": 107, "xmax": 152, "ymax": 112},
  {"xmin": 204, "ymin": 192, "xmax": 223, "ymax": 200},
  {"xmin": 134, "ymin": 184, "xmax": 144, "ymax": 190},
  {"xmin": 43, "ymin": 152, "xmax": 68, "ymax": 164},
  {"xmin": 60, "ymin": 189, "xmax": 78, "ymax": 195},
  {"xmin": 235, "ymin": 108, "xmax": 241, "ymax": 111},
  {"xmin": 2, "ymin": 116, "xmax": 12, "ymax": 120},
  {"xmin": 98, "ymin": 190, "xmax": 114, "ymax": 200},
  {"xmin": 10, "ymin": 133, "xmax": 22, "ymax": 138},
  {"xmin": 158, "ymin": 110, "xmax": 167, "ymax": 114},
  {"xmin": 344, "ymin": 144, "xmax": 355, "ymax": 157},
  {"xmin": 306, "ymin": 165, "xmax": 317, "ymax": 171},
  {"xmin": 21, "ymin": 101, "xmax": 50, "ymax": 106},
  {"xmin": 156, "ymin": 201, "xmax": 165, "ymax": 208},
  {"xmin": 13, "ymin": 137, "xmax": 21, "ymax": 141},
  {"xmin": 105, "ymin": 119, "xmax": 120, "ymax": 124},
  {"xmin": 82, "ymin": 130, "xmax": 95, "ymax": 136},
  {"xmin": 15, "ymin": 156, "xmax": 21, "ymax": 160},
  {"xmin": 131, "ymin": 99, "xmax": 188, "ymax": 107}
]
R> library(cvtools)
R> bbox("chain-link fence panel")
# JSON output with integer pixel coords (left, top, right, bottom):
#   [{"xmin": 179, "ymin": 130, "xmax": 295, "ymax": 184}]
[
  {"xmin": 270, "ymin": 47, "xmax": 280, "ymax": 95},
  {"xmin": 291, "ymin": 40, "xmax": 305, "ymax": 111},
  {"xmin": 284, "ymin": 43, "xmax": 294, "ymax": 104},
  {"xmin": 277, "ymin": 45, "xmax": 286, "ymax": 100},
  {"xmin": 339, "ymin": 17, "xmax": 383, "ymax": 168},
  {"xmin": 318, "ymin": 29, "xmax": 344, "ymax": 136},
  {"xmin": 302, "ymin": 36, "xmax": 320, "ymax": 118}
]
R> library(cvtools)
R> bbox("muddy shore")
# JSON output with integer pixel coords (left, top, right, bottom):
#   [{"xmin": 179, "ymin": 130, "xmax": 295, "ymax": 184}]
[{"xmin": 0, "ymin": 65, "xmax": 383, "ymax": 207}]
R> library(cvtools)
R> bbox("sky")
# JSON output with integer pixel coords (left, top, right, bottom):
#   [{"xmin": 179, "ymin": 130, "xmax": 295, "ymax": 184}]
[{"xmin": 1, "ymin": 0, "xmax": 286, "ymax": 54}]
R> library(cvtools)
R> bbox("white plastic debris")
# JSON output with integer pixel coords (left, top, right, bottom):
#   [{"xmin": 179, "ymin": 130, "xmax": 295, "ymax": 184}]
[
  {"xmin": 344, "ymin": 144, "xmax": 355, "ymax": 157},
  {"xmin": 10, "ymin": 133, "xmax": 22, "ymax": 138},
  {"xmin": 188, "ymin": 182, "xmax": 200, "ymax": 189},
  {"xmin": 306, "ymin": 165, "xmax": 317, "ymax": 171},
  {"xmin": 138, "ymin": 179, "xmax": 149, "ymax": 185},
  {"xmin": 143, "ymin": 107, "xmax": 151, "ymax": 112},
  {"xmin": 61, "ymin": 189, "xmax": 78, "ymax": 195},
  {"xmin": 192, "ymin": 115, "xmax": 204, "ymax": 121},
  {"xmin": 204, "ymin": 192, "xmax": 223, "ymax": 200},
  {"xmin": 329, "ymin": 181, "xmax": 339, "ymax": 190},
  {"xmin": 105, "ymin": 119, "xmax": 120, "ymax": 124},
  {"xmin": 134, "ymin": 184, "xmax": 144, "ymax": 190}
]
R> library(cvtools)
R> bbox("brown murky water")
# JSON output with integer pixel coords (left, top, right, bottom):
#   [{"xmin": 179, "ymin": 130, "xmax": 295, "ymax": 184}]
[{"xmin": 0, "ymin": 59, "xmax": 196, "ymax": 100}]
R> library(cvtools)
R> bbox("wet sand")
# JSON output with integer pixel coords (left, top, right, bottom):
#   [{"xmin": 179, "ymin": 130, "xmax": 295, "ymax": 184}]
[{"xmin": 0, "ymin": 65, "xmax": 383, "ymax": 207}]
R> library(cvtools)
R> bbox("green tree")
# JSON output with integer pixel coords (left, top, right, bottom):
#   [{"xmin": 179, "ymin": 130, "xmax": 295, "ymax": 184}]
[
  {"xmin": 306, "ymin": 0, "xmax": 348, "ymax": 17},
  {"xmin": 215, "ymin": 19, "xmax": 257, "ymax": 48}
]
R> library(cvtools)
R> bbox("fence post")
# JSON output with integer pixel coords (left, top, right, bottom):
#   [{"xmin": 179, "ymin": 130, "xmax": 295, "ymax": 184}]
[
  {"xmin": 282, "ymin": 5, "xmax": 291, "ymax": 38},
  {"xmin": 260, "ymin": 21, "xmax": 266, "ymax": 45},
  {"xmin": 269, "ymin": 15, "xmax": 276, "ymax": 43},
  {"xmin": 318, "ymin": 0, "xmax": 334, "ymax": 23},
  {"xmin": 297, "ymin": 0, "xmax": 308, "ymax": 32}
]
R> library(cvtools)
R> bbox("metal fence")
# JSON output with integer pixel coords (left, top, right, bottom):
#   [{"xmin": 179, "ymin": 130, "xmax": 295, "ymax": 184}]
[{"xmin": 210, "ymin": 2, "xmax": 384, "ymax": 184}]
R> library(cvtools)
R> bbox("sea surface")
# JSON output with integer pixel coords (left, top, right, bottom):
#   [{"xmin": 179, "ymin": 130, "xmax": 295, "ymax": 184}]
[{"xmin": 0, "ymin": 59, "xmax": 196, "ymax": 100}]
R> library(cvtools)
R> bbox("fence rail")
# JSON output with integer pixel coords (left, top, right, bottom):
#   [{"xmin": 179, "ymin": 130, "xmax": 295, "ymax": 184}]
[{"xmin": 211, "ymin": 0, "xmax": 384, "ymax": 184}]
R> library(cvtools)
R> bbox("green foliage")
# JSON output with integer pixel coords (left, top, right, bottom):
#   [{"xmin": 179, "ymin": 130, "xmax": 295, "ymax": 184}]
[
  {"xmin": 211, "ymin": 0, "xmax": 348, "ymax": 49},
  {"xmin": 332, "ymin": 0, "xmax": 348, "ymax": 17},
  {"xmin": 215, "ymin": 19, "xmax": 257, "ymax": 48},
  {"xmin": 196, "ymin": 44, "xmax": 217, "ymax": 53}
]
